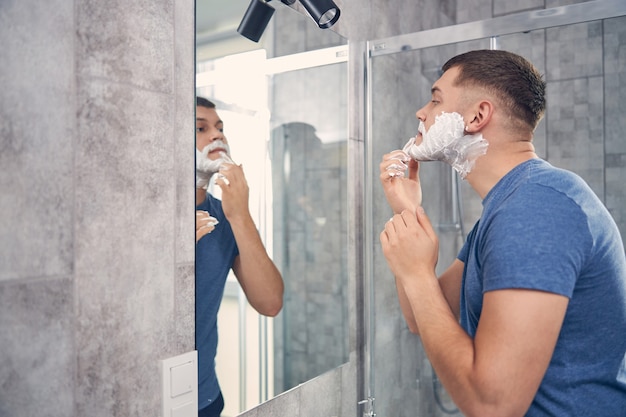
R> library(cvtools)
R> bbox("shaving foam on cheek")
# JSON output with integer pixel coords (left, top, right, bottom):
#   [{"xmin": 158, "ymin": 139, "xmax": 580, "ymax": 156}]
[
  {"xmin": 402, "ymin": 112, "xmax": 488, "ymax": 179},
  {"xmin": 196, "ymin": 142, "xmax": 233, "ymax": 189}
]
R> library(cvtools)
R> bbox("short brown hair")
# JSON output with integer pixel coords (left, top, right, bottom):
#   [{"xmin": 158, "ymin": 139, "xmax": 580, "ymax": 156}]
[
  {"xmin": 196, "ymin": 96, "xmax": 215, "ymax": 109},
  {"xmin": 442, "ymin": 50, "xmax": 546, "ymax": 131}
]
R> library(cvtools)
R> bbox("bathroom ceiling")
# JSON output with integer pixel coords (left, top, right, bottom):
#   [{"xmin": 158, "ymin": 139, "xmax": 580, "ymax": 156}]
[{"xmin": 196, "ymin": 0, "xmax": 251, "ymax": 44}]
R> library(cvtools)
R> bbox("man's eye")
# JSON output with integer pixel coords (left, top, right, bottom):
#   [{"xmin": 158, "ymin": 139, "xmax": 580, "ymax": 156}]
[
  {"xmin": 431, "ymin": 100, "xmax": 440, "ymax": 104},
  {"xmin": 196, "ymin": 127, "xmax": 205, "ymax": 133}
]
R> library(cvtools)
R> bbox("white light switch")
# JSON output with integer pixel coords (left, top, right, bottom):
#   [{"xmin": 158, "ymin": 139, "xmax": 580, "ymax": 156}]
[
  {"xmin": 161, "ymin": 351, "xmax": 197, "ymax": 417},
  {"xmin": 170, "ymin": 361, "xmax": 194, "ymax": 398}
]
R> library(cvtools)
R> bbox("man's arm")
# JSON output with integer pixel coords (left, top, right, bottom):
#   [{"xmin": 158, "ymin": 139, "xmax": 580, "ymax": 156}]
[
  {"xmin": 380, "ymin": 151, "xmax": 463, "ymax": 333},
  {"xmin": 230, "ymin": 215, "xmax": 283, "ymax": 317},
  {"xmin": 396, "ymin": 259, "xmax": 463, "ymax": 334},
  {"xmin": 216, "ymin": 163, "xmax": 284, "ymax": 317},
  {"xmin": 381, "ymin": 209, "xmax": 568, "ymax": 417}
]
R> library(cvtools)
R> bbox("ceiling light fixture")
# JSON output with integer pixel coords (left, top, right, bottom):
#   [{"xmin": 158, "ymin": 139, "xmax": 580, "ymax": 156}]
[
  {"xmin": 298, "ymin": 0, "xmax": 340, "ymax": 29},
  {"xmin": 237, "ymin": 0, "xmax": 341, "ymax": 43}
]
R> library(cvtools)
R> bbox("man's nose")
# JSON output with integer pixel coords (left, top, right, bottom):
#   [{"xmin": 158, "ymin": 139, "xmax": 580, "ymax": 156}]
[
  {"xmin": 209, "ymin": 130, "xmax": 224, "ymax": 142},
  {"xmin": 415, "ymin": 105, "xmax": 427, "ymax": 121}
]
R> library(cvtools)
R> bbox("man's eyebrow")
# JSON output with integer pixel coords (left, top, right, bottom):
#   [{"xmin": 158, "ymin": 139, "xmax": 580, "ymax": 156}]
[
  {"xmin": 431, "ymin": 86, "xmax": 442, "ymax": 95},
  {"xmin": 195, "ymin": 117, "xmax": 224, "ymax": 125}
]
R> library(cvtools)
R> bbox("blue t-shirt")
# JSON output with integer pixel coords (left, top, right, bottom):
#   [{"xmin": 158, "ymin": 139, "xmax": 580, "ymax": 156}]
[
  {"xmin": 195, "ymin": 194, "xmax": 239, "ymax": 410},
  {"xmin": 458, "ymin": 159, "xmax": 626, "ymax": 416}
]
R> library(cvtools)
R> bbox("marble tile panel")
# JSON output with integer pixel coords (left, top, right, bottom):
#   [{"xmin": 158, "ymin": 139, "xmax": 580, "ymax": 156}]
[
  {"xmin": 331, "ymin": 0, "xmax": 370, "ymax": 41},
  {"xmin": 456, "ymin": 0, "xmax": 493, "ymax": 25},
  {"xmin": 74, "ymin": 79, "xmax": 177, "ymax": 416},
  {"xmin": 175, "ymin": 0, "xmax": 196, "ymax": 264},
  {"xmin": 305, "ymin": 292, "xmax": 348, "ymax": 374},
  {"xmin": 422, "ymin": 0, "xmax": 456, "ymax": 30},
  {"xmin": 340, "ymin": 361, "xmax": 357, "ymax": 417},
  {"xmin": 494, "ymin": 0, "xmax": 544, "ymax": 16},
  {"xmin": 546, "ymin": 21, "xmax": 603, "ymax": 81},
  {"xmin": 248, "ymin": 386, "xmax": 301, "ymax": 417},
  {"xmin": 603, "ymin": 16, "xmax": 626, "ymax": 155},
  {"xmin": 0, "ymin": 0, "xmax": 74, "ymax": 282},
  {"xmin": 76, "ymin": 0, "xmax": 174, "ymax": 93},
  {"xmin": 74, "ymin": 78, "xmax": 176, "ymax": 276},
  {"xmin": 0, "ymin": 277, "xmax": 74, "ymax": 417},
  {"xmin": 299, "ymin": 367, "xmax": 342, "ymax": 416},
  {"xmin": 606, "ymin": 165, "xmax": 626, "ymax": 238},
  {"xmin": 175, "ymin": 263, "xmax": 195, "ymax": 352},
  {"xmin": 546, "ymin": 77, "xmax": 605, "ymax": 197}
]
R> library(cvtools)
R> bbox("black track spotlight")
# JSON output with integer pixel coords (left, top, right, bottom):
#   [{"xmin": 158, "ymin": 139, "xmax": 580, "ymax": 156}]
[
  {"xmin": 298, "ymin": 0, "xmax": 340, "ymax": 29},
  {"xmin": 237, "ymin": 0, "xmax": 276, "ymax": 43},
  {"xmin": 236, "ymin": 0, "xmax": 341, "ymax": 42}
]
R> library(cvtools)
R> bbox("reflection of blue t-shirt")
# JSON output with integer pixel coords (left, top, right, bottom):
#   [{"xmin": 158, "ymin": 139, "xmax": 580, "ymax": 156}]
[
  {"xmin": 196, "ymin": 194, "xmax": 239, "ymax": 411},
  {"xmin": 458, "ymin": 159, "xmax": 626, "ymax": 416}
]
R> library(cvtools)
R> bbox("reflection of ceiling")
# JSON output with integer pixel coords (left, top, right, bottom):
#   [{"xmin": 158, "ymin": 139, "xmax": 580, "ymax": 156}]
[
  {"xmin": 196, "ymin": 0, "xmax": 268, "ymax": 60},
  {"xmin": 196, "ymin": 0, "xmax": 250, "ymax": 44}
]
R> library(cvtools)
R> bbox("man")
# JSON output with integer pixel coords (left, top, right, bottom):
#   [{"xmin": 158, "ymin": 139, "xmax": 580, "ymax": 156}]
[
  {"xmin": 379, "ymin": 50, "xmax": 626, "ymax": 416},
  {"xmin": 195, "ymin": 96, "xmax": 284, "ymax": 417}
]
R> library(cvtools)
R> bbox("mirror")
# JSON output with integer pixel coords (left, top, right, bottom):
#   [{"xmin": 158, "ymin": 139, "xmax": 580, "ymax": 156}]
[{"xmin": 195, "ymin": 1, "xmax": 348, "ymax": 415}]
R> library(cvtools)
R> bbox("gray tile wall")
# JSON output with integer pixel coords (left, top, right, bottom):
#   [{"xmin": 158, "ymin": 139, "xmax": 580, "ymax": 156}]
[{"xmin": 0, "ymin": 0, "xmax": 195, "ymax": 416}]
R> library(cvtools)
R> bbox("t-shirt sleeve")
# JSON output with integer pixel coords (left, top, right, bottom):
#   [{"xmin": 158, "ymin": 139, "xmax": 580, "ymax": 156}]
[
  {"xmin": 480, "ymin": 184, "xmax": 591, "ymax": 298},
  {"xmin": 458, "ymin": 221, "xmax": 479, "ymax": 263}
]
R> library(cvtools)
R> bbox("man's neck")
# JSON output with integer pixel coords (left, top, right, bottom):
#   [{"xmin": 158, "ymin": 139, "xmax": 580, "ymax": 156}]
[
  {"xmin": 465, "ymin": 140, "xmax": 537, "ymax": 199},
  {"xmin": 196, "ymin": 187, "xmax": 207, "ymax": 206}
]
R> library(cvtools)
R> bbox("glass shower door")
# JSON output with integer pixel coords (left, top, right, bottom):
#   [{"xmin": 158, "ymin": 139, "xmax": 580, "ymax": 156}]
[{"xmin": 366, "ymin": 3, "xmax": 626, "ymax": 416}]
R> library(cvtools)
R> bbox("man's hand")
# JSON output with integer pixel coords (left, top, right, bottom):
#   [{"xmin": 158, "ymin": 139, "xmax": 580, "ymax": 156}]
[
  {"xmin": 196, "ymin": 210, "xmax": 218, "ymax": 243},
  {"xmin": 215, "ymin": 162, "xmax": 250, "ymax": 222},
  {"xmin": 380, "ymin": 207, "xmax": 439, "ymax": 282},
  {"xmin": 379, "ymin": 151, "xmax": 423, "ymax": 214}
]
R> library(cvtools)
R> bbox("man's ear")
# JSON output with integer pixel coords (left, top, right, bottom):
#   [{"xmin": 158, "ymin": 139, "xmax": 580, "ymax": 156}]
[{"xmin": 465, "ymin": 100, "xmax": 494, "ymax": 133}]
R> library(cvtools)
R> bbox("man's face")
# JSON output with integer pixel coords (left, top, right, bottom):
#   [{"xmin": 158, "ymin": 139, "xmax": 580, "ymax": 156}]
[
  {"xmin": 401, "ymin": 66, "xmax": 488, "ymax": 178},
  {"xmin": 415, "ymin": 66, "xmax": 466, "ymax": 135},
  {"xmin": 196, "ymin": 105, "xmax": 229, "ymax": 160}
]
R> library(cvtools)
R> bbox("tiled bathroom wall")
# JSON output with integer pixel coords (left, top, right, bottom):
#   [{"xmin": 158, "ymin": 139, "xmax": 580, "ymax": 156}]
[{"xmin": 0, "ymin": 0, "xmax": 195, "ymax": 416}]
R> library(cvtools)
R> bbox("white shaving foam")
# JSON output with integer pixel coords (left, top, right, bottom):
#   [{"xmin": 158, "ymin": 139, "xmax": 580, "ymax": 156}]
[
  {"xmin": 402, "ymin": 112, "xmax": 488, "ymax": 179},
  {"xmin": 196, "ymin": 141, "xmax": 232, "ymax": 189}
]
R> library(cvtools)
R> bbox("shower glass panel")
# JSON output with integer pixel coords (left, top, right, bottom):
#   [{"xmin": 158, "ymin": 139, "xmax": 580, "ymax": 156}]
[
  {"xmin": 369, "ymin": 38, "xmax": 487, "ymax": 417},
  {"xmin": 269, "ymin": 60, "xmax": 349, "ymax": 394},
  {"xmin": 367, "ymin": 9, "xmax": 626, "ymax": 417}
]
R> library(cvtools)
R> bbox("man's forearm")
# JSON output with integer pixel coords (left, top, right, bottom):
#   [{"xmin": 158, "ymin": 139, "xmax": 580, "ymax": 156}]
[{"xmin": 230, "ymin": 214, "xmax": 284, "ymax": 316}]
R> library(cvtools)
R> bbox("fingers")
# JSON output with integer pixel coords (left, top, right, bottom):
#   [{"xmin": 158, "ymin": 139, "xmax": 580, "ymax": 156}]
[
  {"xmin": 216, "ymin": 163, "xmax": 245, "ymax": 189},
  {"xmin": 380, "ymin": 150, "xmax": 411, "ymax": 180},
  {"xmin": 415, "ymin": 206, "xmax": 437, "ymax": 242},
  {"xmin": 196, "ymin": 211, "xmax": 218, "ymax": 242},
  {"xmin": 383, "ymin": 207, "xmax": 428, "ymax": 239},
  {"xmin": 407, "ymin": 159, "xmax": 420, "ymax": 181}
]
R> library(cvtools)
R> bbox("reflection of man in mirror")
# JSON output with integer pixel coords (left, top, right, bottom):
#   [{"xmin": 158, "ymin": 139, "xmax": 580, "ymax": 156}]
[{"xmin": 195, "ymin": 96, "xmax": 284, "ymax": 417}]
